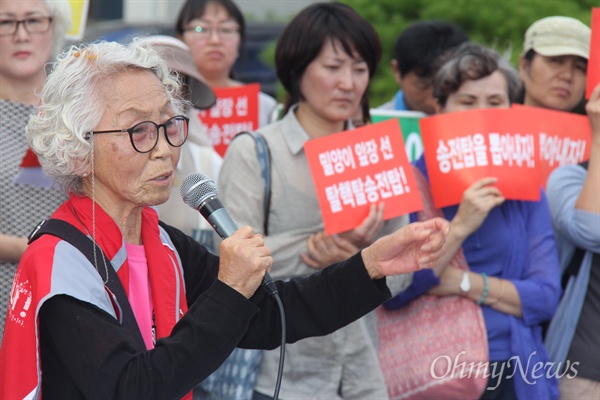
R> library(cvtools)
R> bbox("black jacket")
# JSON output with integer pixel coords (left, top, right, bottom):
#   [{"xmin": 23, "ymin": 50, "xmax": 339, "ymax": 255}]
[{"xmin": 39, "ymin": 222, "xmax": 390, "ymax": 399}]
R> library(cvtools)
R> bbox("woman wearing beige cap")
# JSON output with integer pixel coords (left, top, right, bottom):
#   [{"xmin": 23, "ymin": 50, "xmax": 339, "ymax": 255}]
[
  {"xmin": 519, "ymin": 16, "xmax": 590, "ymax": 112},
  {"xmin": 520, "ymin": 14, "xmax": 600, "ymax": 400}
]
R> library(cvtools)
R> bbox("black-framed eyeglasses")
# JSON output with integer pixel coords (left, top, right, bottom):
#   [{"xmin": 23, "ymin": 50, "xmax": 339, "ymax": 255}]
[
  {"xmin": 87, "ymin": 116, "xmax": 189, "ymax": 153},
  {"xmin": 0, "ymin": 16, "xmax": 53, "ymax": 36},
  {"xmin": 183, "ymin": 25, "xmax": 240, "ymax": 41}
]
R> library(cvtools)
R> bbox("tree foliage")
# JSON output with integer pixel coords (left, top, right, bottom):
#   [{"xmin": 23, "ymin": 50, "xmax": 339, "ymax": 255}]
[{"xmin": 338, "ymin": 0, "xmax": 595, "ymax": 107}]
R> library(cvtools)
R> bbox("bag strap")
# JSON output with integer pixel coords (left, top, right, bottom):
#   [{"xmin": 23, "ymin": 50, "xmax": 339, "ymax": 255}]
[
  {"xmin": 561, "ymin": 247, "xmax": 586, "ymax": 290},
  {"xmin": 235, "ymin": 131, "xmax": 272, "ymax": 235},
  {"xmin": 28, "ymin": 218, "xmax": 147, "ymax": 351}
]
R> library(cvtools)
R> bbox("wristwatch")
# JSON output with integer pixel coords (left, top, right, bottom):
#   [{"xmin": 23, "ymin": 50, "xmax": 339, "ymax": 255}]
[{"xmin": 459, "ymin": 271, "xmax": 471, "ymax": 293}]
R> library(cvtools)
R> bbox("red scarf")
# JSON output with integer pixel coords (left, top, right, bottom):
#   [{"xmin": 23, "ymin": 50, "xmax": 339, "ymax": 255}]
[{"xmin": 0, "ymin": 195, "xmax": 191, "ymax": 399}]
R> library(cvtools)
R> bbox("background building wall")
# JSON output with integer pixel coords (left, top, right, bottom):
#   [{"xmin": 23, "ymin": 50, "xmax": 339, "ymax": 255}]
[{"xmin": 120, "ymin": 0, "xmax": 316, "ymax": 23}]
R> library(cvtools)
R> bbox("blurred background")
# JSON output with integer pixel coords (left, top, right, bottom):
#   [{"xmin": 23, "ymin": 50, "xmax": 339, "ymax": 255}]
[{"xmin": 81, "ymin": 0, "xmax": 596, "ymax": 107}]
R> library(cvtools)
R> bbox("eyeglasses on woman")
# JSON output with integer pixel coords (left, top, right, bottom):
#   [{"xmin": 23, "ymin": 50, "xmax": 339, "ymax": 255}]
[
  {"xmin": 86, "ymin": 115, "xmax": 189, "ymax": 153},
  {"xmin": 0, "ymin": 16, "xmax": 53, "ymax": 36}
]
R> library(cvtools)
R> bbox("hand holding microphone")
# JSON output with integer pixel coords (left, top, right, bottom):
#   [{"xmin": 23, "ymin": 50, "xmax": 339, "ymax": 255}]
[
  {"xmin": 180, "ymin": 173, "xmax": 278, "ymax": 297},
  {"xmin": 215, "ymin": 226, "xmax": 273, "ymax": 298}
]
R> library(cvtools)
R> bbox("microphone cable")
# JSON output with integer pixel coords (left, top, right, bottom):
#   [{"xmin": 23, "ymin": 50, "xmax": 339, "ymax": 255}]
[
  {"xmin": 269, "ymin": 287, "xmax": 285, "ymax": 400},
  {"xmin": 180, "ymin": 172, "xmax": 286, "ymax": 399}
]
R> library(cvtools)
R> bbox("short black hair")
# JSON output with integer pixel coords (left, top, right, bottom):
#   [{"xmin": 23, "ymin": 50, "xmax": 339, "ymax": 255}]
[
  {"xmin": 175, "ymin": 0, "xmax": 245, "ymax": 41},
  {"xmin": 394, "ymin": 20, "xmax": 468, "ymax": 78},
  {"xmin": 175, "ymin": 0, "xmax": 246, "ymax": 78},
  {"xmin": 275, "ymin": 2, "xmax": 382, "ymax": 115}
]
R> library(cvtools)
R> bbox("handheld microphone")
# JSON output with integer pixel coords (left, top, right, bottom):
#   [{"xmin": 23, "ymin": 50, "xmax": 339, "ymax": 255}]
[{"xmin": 180, "ymin": 172, "xmax": 277, "ymax": 295}]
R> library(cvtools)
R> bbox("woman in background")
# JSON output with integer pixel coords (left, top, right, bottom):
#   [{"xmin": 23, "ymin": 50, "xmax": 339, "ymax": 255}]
[
  {"xmin": 176, "ymin": 0, "xmax": 278, "ymax": 128},
  {"xmin": 386, "ymin": 43, "xmax": 561, "ymax": 399},
  {"xmin": 0, "ymin": 0, "xmax": 70, "ymax": 342},
  {"xmin": 176, "ymin": 3, "xmax": 280, "ymax": 397},
  {"xmin": 519, "ymin": 16, "xmax": 590, "ymax": 113},
  {"xmin": 519, "ymin": 15, "xmax": 598, "ymax": 399},
  {"xmin": 220, "ymin": 3, "xmax": 411, "ymax": 399}
]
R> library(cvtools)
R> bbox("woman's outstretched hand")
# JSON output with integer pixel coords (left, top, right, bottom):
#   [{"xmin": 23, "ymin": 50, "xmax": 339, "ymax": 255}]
[{"xmin": 360, "ymin": 217, "xmax": 451, "ymax": 279}]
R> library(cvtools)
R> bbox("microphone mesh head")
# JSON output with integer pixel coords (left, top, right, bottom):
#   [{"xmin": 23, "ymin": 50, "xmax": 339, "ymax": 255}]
[{"xmin": 180, "ymin": 172, "xmax": 217, "ymax": 209}]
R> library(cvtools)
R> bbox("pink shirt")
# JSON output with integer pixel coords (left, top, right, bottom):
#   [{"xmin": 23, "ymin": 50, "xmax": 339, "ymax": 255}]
[{"xmin": 125, "ymin": 243, "xmax": 154, "ymax": 349}]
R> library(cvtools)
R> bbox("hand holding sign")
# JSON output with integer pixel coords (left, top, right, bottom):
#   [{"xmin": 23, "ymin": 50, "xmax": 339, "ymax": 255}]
[
  {"xmin": 452, "ymin": 177, "xmax": 505, "ymax": 240},
  {"xmin": 338, "ymin": 203, "xmax": 385, "ymax": 248},
  {"xmin": 305, "ymin": 119, "xmax": 423, "ymax": 236},
  {"xmin": 587, "ymin": 84, "xmax": 600, "ymax": 136},
  {"xmin": 301, "ymin": 203, "xmax": 385, "ymax": 268},
  {"xmin": 300, "ymin": 232, "xmax": 359, "ymax": 270}
]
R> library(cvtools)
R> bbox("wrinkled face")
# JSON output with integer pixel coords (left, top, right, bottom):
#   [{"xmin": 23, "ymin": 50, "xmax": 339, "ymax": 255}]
[
  {"xmin": 298, "ymin": 39, "xmax": 370, "ymax": 127},
  {"xmin": 181, "ymin": 2, "xmax": 240, "ymax": 81},
  {"xmin": 439, "ymin": 70, "xmax": 510, "ymax": 113},
  {"xmin": 520, "ymin": 54, "xmax": 587, "ymax": 112},
  {"xmin": 0, "ymin": 0, "xmax": 54, "ymax": 81},
  {"xmin": 90, "ymin": 70, "xmax": 181, "ymax": 211},
  {"xmin": 393, "ymin": 63, "xmax": 435, "ymax": 115}
]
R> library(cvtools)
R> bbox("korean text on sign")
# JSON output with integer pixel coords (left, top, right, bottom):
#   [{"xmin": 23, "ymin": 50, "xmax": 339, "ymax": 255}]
[
  {"xmin": 420, "ymin": 108, "xmax": 544, "ymax": 208},
  {"xmin": 305, "ymin": 118, "xmax": 423, "ymax": 235},
  {"xmin": 196, "ymin": 83, "xmax": 260, "ymax": 157}
]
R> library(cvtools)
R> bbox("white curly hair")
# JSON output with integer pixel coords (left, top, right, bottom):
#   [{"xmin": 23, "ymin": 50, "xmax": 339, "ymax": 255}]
[{"xmin": 26, "ymin": 39, "xmax": 189, "ymax": 195}]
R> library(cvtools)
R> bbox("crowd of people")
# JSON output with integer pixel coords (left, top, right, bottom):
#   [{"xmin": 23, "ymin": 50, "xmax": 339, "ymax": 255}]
[{"xmin": 0, "ymin": 0, "xmax": 597, "ymax": 399}]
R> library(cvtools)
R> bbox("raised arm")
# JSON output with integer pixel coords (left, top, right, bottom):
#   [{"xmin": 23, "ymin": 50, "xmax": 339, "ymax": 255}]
[{"xmin": 575, "ymin": 84, "xmax": 600, "ymax": 214}]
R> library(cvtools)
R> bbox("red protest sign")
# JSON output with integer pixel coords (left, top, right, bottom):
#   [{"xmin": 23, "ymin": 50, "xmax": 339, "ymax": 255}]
[
  {"xmin": 513, "ymin": 104, "xmax": 591, "ymax": 187},
  {"xmin": 420, "ymin": 108, "xmax": 541, "ymax": 209},
  {"xmin": 197, "ymin": 83, "xmax": 260, "ymax": 157},
  {"xmin": 587, "ymin": 8, "xmax": 600, "ymax": 99},
  {"xmin": 305, "ymin": 119, "xmax": 423, "ymax": 235}
]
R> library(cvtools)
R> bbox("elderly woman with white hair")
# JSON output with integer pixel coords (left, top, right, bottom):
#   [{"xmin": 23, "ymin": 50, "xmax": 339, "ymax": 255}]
[
  {"xmin": 0, "ymin": 39, "xmax": 450, "ymax": 399},
  {"xmin": 0, "ymin": 0, "xmax": 71, "ymax": 341}
]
